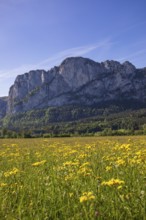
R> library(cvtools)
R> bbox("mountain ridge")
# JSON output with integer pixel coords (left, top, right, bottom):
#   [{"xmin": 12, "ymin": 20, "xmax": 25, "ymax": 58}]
[{"xmin": 0, "ymin": 57, "xmax": 146, "ymax": 123}]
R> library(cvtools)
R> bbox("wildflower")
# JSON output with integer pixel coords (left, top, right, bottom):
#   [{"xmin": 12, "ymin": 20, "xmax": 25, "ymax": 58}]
[
  {"xmin": 79, "ymin": 192, "xmax": 95, "ymax": 203},
  {"xmin": 35, "ymin": 152, "xmax": 41, "ymax": 158},
  {"xmin": 135, "ymin": 151, "xmax": 142, "ymax": 156},
  {"xmin": 80, "ymin": 162, "xmax": 90, "ymax": 167},
  {"xmin": 117, "ymin": 185, "xmax": 123, "ymax": 190},
  {"xmin": 78, "ymin": 153, "xmax": 88, "ymax": 159},
  {"xmin": 11, "ymin": 144, "xmax": 18, "ymax": 147},
  {"xmin": 105, "ymin": 166, "xmax": 112, "ymax": 171},
  {"xmin": 120, "ymin": 144, "xmax": 131, "ymax": 150},
  {"xmin": 116, "ymin": 159, "xmax": 125, "ymax": 166},
  {"xmin": 101, "ymin": 178, "xmax": 125, "ymax": 187},
  {"xmin": 32, "ymin": 160, "xmax": 47, "ymax": 167},
  {"xmin": 0, "ymin": 183, "xmax": 7, "ymax": 187},
  {"xmin": 63, "ymin": 161, "xmax": 79, "ymax": 167},
  {"xmin": 4, "ymin": 168, "xmax": 20, "ymax": 177},
  {"xmin": 64, "ymin": 174, "xmax": 75, "ymax": 181},
  {"xmin": 68, "ymin": 150, "xmax": 78, "ymax": 155},
  {"xmin": 86, "ymin": 145, "xmax": 92, "ymax": 149},
  {"xmin": 77, "ymin": 167, "xmax": 92, "ymax": 176}
]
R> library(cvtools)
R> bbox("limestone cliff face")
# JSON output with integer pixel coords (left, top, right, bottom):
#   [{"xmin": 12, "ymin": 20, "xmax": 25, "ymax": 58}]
[
  {"xmin": 0, "ymin": 97, "xmax": 8, "ymax": 119},
  {"xmin": 4, "ymin": 57, "xmax": 146, "ymax": 115},
  {"xmin": 59, "ymin": 57, "xmax": 105, "ymax": 89},
  {"xmin": 7, "ymin": 68, "xmax": 70, "ymax": 114}
]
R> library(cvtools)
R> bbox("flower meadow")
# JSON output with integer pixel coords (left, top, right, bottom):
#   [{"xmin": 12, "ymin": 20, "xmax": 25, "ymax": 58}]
[{"xmin": 0, "ymin": 137, "xmax": 146, "ymax": 219}]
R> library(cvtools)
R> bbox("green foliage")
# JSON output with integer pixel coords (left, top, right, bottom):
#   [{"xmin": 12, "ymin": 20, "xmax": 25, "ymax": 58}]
[{"xmin": 2, "ymin": 102, "xmax": 146, "ymax": 137}]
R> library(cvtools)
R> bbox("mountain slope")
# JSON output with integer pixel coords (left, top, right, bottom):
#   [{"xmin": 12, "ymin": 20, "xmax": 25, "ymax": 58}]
[
  {"xmin": 0, "ymin": 57, "xmax": 146, "ymax": 133},
  {"xmin": 5, "ymin": 57, "xmax": 146, "ymax": 115}
]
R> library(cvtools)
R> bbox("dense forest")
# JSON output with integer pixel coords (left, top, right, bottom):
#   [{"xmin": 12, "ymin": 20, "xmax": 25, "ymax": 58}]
[{"xmin": 1, "ymin": 100, "xmax": 146, "ymax": 138}]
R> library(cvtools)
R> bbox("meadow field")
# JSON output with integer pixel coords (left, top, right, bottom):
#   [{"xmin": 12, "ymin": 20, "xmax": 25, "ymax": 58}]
[{"xmin": 0, "ymin": 136, "xmax": 146, "ymax": 219}]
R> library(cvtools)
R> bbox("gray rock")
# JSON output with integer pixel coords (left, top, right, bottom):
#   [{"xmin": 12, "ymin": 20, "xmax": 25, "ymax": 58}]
[
  {"xmin": 0, "ymin": 97, "xmax": 8, "ymax": 119},
  {"xmin": 4, "ymin": 56, "xmax": 146, "ymax": 116}
]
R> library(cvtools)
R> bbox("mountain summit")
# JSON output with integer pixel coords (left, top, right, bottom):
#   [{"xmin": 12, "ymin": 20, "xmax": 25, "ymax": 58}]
[{"xmin": 0, "ymin": 57, "xmax": 146, "ymax": 119}]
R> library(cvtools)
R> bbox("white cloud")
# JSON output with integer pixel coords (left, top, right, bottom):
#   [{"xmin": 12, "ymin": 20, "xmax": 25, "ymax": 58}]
[{"xmin": 0, "ymin": 39, "xmax": 112, "ymax": 82}]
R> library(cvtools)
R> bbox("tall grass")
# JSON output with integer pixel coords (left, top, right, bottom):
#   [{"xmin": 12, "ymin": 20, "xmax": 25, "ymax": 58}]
[{"xmin": 0, "ymin": 137, "xmax": 146, "ymax": 219}]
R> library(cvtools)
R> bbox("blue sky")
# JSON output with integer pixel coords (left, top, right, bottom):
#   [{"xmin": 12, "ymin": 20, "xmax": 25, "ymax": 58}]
[{"xmin": 0, "ymin": 0, "xmax": 146, "ymax": 96}]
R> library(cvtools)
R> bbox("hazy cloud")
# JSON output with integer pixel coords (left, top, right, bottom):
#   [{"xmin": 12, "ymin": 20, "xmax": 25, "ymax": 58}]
[{"xmin": 0, "ymin": 39, "xmax": 112, "ymax": 82}]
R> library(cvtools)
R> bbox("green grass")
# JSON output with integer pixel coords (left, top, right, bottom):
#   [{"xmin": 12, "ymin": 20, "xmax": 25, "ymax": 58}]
[{"xmin": 0, "ymin": 137, "xmax": 146, "ymax": 219}]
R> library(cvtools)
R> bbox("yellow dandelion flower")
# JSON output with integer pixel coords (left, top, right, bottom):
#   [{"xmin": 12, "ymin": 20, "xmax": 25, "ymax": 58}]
[
  {"xmin": 63, "ymin": 160, "xmax": 79, "ymax": 167},
  {"xmin": 4, "ymin": 168, "xmax": 20, "ymax": 177},
  {"xmin": 135, "ymin": 151, "xmax": 142, "ymax": 156},
  {"xmin": 0, "ymin": 183, "xmax": 7, "ymax": 187},
  {"xmin": 78, "ymin": 167, "xmax": 92, "ymax": 176},
  {"xmin": 105, "ymin": 166, "xmax": 112, "ymax": 171},
  {"xmin": 80, "ymin": 162, "xmax": 90, "ymax": 167},
  {"xmin": 101, "ymin": 178, "xmax": 125, "ymax": 186},
  {"xmin": 117, "ymin": 185, "xmax": 123, "ymax": 190},
  {"xmin": 11, "ymin": 144, "xmax": 18, "ymax": 147},
  {"xmin": 32, "ymin": 160, "xmax": 47, "ymax": 167},
  {"xmin": 116, "ymin": 159, "xmax": 125, "ymax": 166},
  {"xmin": 78, "ymin": 153, "xmax": 88, "ymax": 159},
  {"xmin": 79, "ymin": 192, "xmax": 95, "ymax": 203},
  {"xmin": 86, "ymin": 145, "xmax": 92, "ymax": 149}
]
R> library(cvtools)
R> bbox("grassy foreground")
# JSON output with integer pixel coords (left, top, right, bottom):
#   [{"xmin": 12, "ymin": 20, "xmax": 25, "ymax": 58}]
[{"xmin": 0, "ymin": 136, "xmax": 146, "ymax": 219}]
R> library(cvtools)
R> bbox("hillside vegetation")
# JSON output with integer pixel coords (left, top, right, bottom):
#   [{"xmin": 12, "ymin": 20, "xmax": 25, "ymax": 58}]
[{"xmin": 1, "ymin": 101, "xmax": 146, "ymax": 137}]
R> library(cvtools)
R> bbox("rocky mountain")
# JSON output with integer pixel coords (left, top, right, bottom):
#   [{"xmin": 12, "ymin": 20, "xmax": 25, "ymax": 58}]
[
  {"xmin": 0, "ymin": 97, "xmax": 8, "ymax": 119},
  {"xmin": 1, "ymin": 57, "xmax": 146, "ymax": 119}
]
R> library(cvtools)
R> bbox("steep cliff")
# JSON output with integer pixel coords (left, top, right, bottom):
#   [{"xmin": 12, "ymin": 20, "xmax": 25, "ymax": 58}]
[
  {"xmin": 0, "ymin": 97, "xmax": 8, "ymax": 119},
  {"xmin": 6, "ymin": 57, "xmax": 146, "ymax": 115}
]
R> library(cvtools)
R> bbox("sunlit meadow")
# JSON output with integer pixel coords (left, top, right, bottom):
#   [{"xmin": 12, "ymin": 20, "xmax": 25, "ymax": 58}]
[{"xmin": 0, "ymin": 136, "xmax": 146, "ymax": 219}]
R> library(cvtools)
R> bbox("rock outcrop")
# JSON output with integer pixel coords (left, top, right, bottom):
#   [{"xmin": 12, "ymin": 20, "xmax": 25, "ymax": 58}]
[
  {"xmin": 0, "ymin": 97, "xmax": 8, "ymax": 119},
  {"xmin": 0, "ymin": 56, "xmax": 146, "ymax": 116}
]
